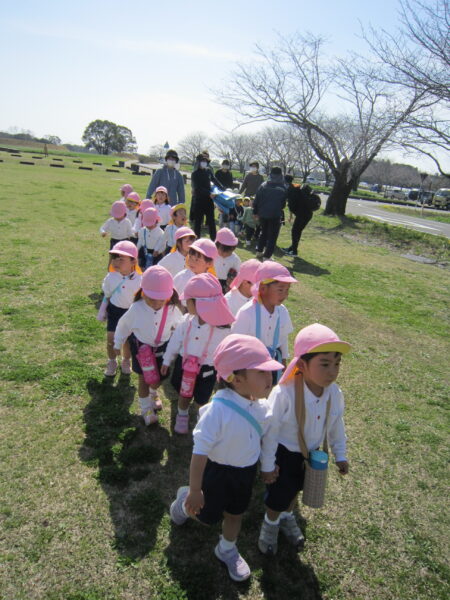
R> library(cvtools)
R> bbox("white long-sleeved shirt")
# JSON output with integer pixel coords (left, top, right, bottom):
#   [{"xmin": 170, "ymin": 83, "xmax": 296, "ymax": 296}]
[
  {"xmin": 231, "ymin": 300, "xmax": 293, "ymax": 359},
  {"xmin": 132, "ymin": 214, "xmax": 143, "ymax": 236},
  {"xmin": 114, "ymin": 299, "xmax": 183, "ymax": 349},
  {"xmin": 161, "ymin": 223, "xmax": 178, "ymax": 250},
  {"xmin": 136, "ymin": 226, "xmax": 165, "ymax": 253},
  {"xmin": 214, "ymin": 252, "xmax": 241, "ymax": 281},
  {"xmin": 193, "ymin": 388, "xmax": 271, "ymax": 467},
  {"xmin": 126, "ymin": 208, "xmax": 139, "ymax": 226},
  {"xmin": 99, "ymin": 217, "xmax": 133, "ymax": 240},
  {"xmin": 260, "ymin": 381, "xmax": 347, "ymax": 472},
  {"xmin": 158, "ymin": 250, "xmax": 187, "ymax": 277},
  {"xmin": 162, "ymin": 314, "xmax": 232, "ymax": 367},
  {"xmin": 156, "ymin": 203, "xmax": 171, "ymax": 226},
  {"xmin": 224, "ymin": 288, "xmax": 251, "ymax": 317},
  {"xmin": 173, "ymin": 268, "xmax": 195, "ymax": 303},
  {"xmin": 102, "ymin": 271, "xmax": 142, "ymax": 309}
]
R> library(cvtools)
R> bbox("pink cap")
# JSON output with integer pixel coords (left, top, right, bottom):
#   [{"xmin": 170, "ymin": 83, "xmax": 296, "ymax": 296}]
[
  {"xmin": 251, "ymin": 260, "xmax": 297, "ymax": 296},
  {"xmin": 126, "ymin": 191, "xmax": 141, "ymax": 204},
  {"xmin": 179, "ymin": 273, "xmax": 235, "ymax": 326},
  {"xmin": 229, "ymin": 258, "xmax": 260, "ymax": 289},
  {"xmin": 190, "ymin": 238, "xmax": 219, "ymax": 260},
  {"xmin": 139, "ymin": 199, "xmax": 155, "ymax": 213},
  {"xmin": 216, "ymin": 227, "xmax": 238, "ymax": 247},
  {"xmin": 120, "ymin": 184, "xmax": 133, "ymax": 196},
  {"xmin": 155, "ymin": 186, "xmax": 168, "ymax": 195},
  {"xmin": 110, "ymin": 200, "xmax": 127, "ymax": 218},
  {"xmin": 279, "ymin": 323, "xmax": 351, "ymax": 385},
  {"xmin": 109, "ymin": 240, "xmax": 138, "ymax": 259},
  {"xmin": 142, "ymin": 207, "xmax": 161, "ymax": 227},
  {"xmin": 175, "ymin": 226, "xmax": 196, "ymax": 241},
  {"xmin": 214, "ymin": 334, "xmax": 284, "ymax": 381},
  {"xmin": 170, "ymin": 203, "xmax": 186, "ymax": 217},
  {"xmin": 141, "ymin": 265, "xmax": 174, "ymax": 300}
]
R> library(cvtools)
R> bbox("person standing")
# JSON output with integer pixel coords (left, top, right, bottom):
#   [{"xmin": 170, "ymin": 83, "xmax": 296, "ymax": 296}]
[
  {"xmin": 239, "ymin": 161, "xmax": 264, "ymax": 198},
  {"xmin": 215, "ymin": 159, "xmax": 235, "ymax": 190},
  {"xmin": 146, "ymin": 149, "xmax": 185, "ymax": 207},
  {"xmin": 283, "ymin": 180, "xmax": 319, "ymax": 257},
  {"xmin": 253, "ymin": 167, "xmax": 287, "ymax": 261},
  {"xmin": 191, "ymin": 153, "xmax": 223, "ymax": 240}
]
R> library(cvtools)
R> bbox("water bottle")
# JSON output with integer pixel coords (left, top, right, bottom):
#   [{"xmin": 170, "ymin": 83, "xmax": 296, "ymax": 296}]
[
  {"xmin": 180, "ymin": 355, "xmax": 200, "ymax": 398},
  {"xmin": 136, "ymin": 344, "xmax": 160, "ymax": 386}
]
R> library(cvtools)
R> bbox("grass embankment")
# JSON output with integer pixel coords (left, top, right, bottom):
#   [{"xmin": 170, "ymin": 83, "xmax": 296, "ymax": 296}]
[
  {"xmin": 0, "ymin": 151, "xmax": 449, "ymax": 600},
  {"xmin": 377, "ymin": 204, "xmax": 450, "ymax": 224}
]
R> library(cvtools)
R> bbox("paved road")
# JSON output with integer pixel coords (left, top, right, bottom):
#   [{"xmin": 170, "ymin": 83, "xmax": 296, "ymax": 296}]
[{"xmin": 341, "ymin": 197, "xmax": 450, "ymax": 239}]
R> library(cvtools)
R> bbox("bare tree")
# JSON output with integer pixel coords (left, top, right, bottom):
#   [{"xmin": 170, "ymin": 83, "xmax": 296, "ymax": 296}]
[
  {"xmin": 177, "ymin": 131, "xmax": 210, "ymax": 165},
  {"xmin": 148, "ymin": 144, "xmax": 165, "ymax": 161},
  {"xmin": 212, "ymin": 132, "xmax": 255, "ymax": 173},
  {"xmin": 217, "ymin": 33, "xmax": 430, "ymax": 215}
]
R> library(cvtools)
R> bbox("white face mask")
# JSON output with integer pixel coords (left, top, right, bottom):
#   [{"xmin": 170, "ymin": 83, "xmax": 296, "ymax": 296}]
[
  {"xmin": 200, "ymin": 161, "xmax": 208, "ymax": 169},
  {"xmin": 222, "ymin": 165, "xmax": 229, "ymax": 170},
  {"xmin": 166, "ymin": 159, "xmax": 176, "ymax": 168},
  {"xmin": 250, "ymin": 166, "xmax": 257, "ymax": 173}
]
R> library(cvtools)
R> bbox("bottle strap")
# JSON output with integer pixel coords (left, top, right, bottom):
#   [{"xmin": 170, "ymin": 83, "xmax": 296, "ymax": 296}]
[
  {"xmin": 106, "ymin": 276, "xmax": 130, "ymax": 301},
  {"xmin": 212, "ymin": 396, "xmax": 262, "ymax": 437},
  {"xmin": 255, "ymin": 301, "xmax": 280, "ymax": 357},
  {"xmin": 154, "ymin": 303, "xmax": 169, "ymax": 348},
  {"xmin": 183, "ymin": 318, "xmax": 215, "ymax": 366},
  {"xmin": 294, "ymin": 374, "xmax": 331, "ymax": 459}
]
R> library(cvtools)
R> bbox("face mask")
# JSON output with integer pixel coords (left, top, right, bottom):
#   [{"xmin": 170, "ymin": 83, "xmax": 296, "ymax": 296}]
[
  {"xmin": 222, "ymin": 165, "xmax": 229, "ymax": 170},
  {"xmin": 250, "ymin": 167, "xmax": 257, "ymax": 173},
  {"xmin": 200, "ymin": 161, "xmax": 208, "ymax": 169},
  {"xmin": 166, "ymin": 159, "xmax": 176, "ymax": 168}
]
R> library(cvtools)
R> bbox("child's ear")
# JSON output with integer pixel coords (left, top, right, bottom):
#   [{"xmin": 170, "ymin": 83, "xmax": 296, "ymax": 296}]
[{"xmin": 296, "ymin": 358, "xmax": 306, "ymax": 373}]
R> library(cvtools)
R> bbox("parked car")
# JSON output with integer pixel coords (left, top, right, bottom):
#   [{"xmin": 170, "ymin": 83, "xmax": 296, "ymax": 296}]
[
  {"xmin": 432, "ymin": 188, "xmax": 450, "ymax": 210},
  {"xmin": 389, "ymin": 188, "xmax": 407, "ymax": 200}
]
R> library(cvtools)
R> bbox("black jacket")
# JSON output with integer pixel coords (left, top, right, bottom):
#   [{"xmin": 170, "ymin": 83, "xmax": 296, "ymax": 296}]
[
  {"xmin": 287, "ymin": 184, "xmax": 313, "ymax": 217},
  {"xmin": 191, "ymin": 168, "xmax": 223, "ymax": 201},
  {"xmin": 215, "ymin": 169, "xmax": 234, "ymax": 189},
  {"xmin": 253, "ymin": 174, "xmax": 287, "ymax": 219}
]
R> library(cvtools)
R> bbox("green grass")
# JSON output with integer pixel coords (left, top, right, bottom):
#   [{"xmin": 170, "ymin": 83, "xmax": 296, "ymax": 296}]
[
  {"xmin": 378, "ymin": 204, "xmax": 450, "ymax": 224},
  {"xmin": 0, "ymin": 149, "xmax": 449, "ymax": 599}
]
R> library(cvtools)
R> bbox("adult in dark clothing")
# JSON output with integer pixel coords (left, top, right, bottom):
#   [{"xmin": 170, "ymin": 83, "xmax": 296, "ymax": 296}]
[
  {"xmin": 191, "ymin": 153, "xmax": 224, "ymax": 240},
  {"xmin": 215, "ymin": 159, "xmax": 235, "ymax": 189},
  {"xmin": 253, "ymin": 167, "xmax": 287, "ymax": 260},
  {"xmin": 282, "ymin": 179, "xmax": 314, "ymax": 256},
  {"xmin": 239, "ymin": 161, "xmax": 264, "ymax": 197}
]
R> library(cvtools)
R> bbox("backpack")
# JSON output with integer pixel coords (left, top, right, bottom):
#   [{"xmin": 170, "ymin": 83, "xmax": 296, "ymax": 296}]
[
  {"xmin": 288, "ymin": 185, "xmax": 320, "ymax": 215},
  {"xmin": 307, "ymin": 193, "xmax": 321, "ymax": 212}
]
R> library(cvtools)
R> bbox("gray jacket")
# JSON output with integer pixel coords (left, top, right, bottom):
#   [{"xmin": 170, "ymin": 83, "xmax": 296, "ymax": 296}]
[
  {"xmin": 146, "ymin": 166, "xmax": 185, "ymax": 206},
  {"xmin": 253, "ymin": 174, "xmax": 287, "ymax": 219}
]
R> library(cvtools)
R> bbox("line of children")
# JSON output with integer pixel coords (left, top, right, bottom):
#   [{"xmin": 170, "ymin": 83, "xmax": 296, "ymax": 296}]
[
  {"xmin": 158, "ymin": 226, "xmax": 196, "ymax": 277},
  {"xmin": 214, "ymin": 228, "xmax": 241, "ymax": 294},
  {"xmin": 159, "ymin": 203, "xmax": 187, "ymax": 255},
  {"xmin": 136, "ymin": 208, "xmax": 165, "ymax": 270},
  {"xmin": 173, "ymin": 238, "xmax": 218, "ymax": 302},
  {"xmin": 153, "ymin": 185, "xmax": 171, "ymax": 230},
  {"xmin": 100, "ymin": 201, "xmax": 134, "ymax": 249},
  {"xmin": 125, "ymin": 191, "xmax": 141, "ymax": 245},
  {"xmin": 224, "ymin": 258, "xmax": 260, "ymax": 316}
]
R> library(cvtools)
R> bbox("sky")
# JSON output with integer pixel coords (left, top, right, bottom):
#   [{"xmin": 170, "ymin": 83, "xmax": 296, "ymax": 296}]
[{"xmin": 0, "ymin": 0, "xmax": 443, "ymax": 171}]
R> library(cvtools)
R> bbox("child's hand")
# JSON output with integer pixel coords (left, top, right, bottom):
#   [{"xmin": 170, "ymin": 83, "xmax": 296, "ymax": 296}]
[
  {"xmin": 336, "ymin": 461, "xmax": 349, "ymax": 475},
  {"xmin": 101, "ymin": 232, "xmax": 107, "ymax": 237},
  {"xmin": 153, "ymin": 251, "xmax": 161, "ymax": 257},
  {"xmin": 185, "ymin": 489, "xmax": 204, "ymax": 516},
  {"xmin": 160, "ymin": 365, "xmax": 169, "ymax": 376},
  {"xmin": 114, "ymin": 349, "xmax": 121, "ymax": 356},
  {"xmin": 261, "ymin": 466, "xmax": 279, "ymax": 484}
]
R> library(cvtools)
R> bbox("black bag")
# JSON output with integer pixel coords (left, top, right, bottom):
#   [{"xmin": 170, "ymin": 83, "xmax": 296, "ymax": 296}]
[{"xmin": 306, "ymin": 193, "xmax": 321, "ymax": 212}]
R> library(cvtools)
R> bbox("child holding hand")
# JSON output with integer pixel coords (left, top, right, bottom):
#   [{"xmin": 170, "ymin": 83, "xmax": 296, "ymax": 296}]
[
  {"xmin": 169, "ymin": 334, "xmax": 283, "ymax": 582},
  {"xmin": 100, "ymin": 201, "xmax": 133, "ymax": 249},
  {"xmin": 214, "ymin": 228, "xmax": 241, "ymax": 294},
  {"xmin": 258, "ymin": 323, "xmax": 351, "ymax": 555}
]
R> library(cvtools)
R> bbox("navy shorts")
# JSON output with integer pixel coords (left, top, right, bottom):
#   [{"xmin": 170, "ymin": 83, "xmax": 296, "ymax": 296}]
[
  {"xmin": 106, "ymin": 302, "xmax": 128, "ymax": 333},
  {"xmin": 264, "ymin": 443, "xmax": 306, "ymax": 512},
  {"xmin": 128, "ymin": 334, "xmax": 169, "ymax": 379},
  {"xmin": 170, "ymin": 354, "xmax": 216, "ymax": 406},
  {"xmin": 197, "ymin": 459, "xmax": 258, "ymax": 525}
]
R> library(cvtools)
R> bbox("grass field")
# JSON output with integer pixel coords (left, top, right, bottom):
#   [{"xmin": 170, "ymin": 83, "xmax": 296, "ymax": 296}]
[{"xmin": 0, "ymin": 150, "xmax": 449, "ymax": 600}]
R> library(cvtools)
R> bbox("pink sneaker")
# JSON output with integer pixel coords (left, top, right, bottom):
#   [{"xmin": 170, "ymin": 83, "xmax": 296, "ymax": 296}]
[
  {"xmin": 174, "ymin": 414, "xmax": 189, "ymax": 434},
  {"xmin": 121, "ymin": 358, "xmax": 131, "ymax": 374},
  {"xmin": 104, "ymin": 359, "xmax": 117, "ymax": 377},
  {"xmin": 143, "ymin": 410, "xmax": 158, "ymax": 426}
]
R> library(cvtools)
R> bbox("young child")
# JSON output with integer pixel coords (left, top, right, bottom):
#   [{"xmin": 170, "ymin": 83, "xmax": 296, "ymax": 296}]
[
  {"xmin": 125, "ymin": 191, "xmax": 141, "ymax": 245},
  {"xmin": 132, "ymin": 198, "xmax": 155, "ymax": 238},
  {"xmin": 173, "ymin": 238, "xmax": 218, "ymax": 302},
  {"xmin": 120, "ymin": 183, "xmax": 133, "ymax": 200},
  {"xmin": 114, "ymin": 266, "xmax": 183, "ymax": 425},
  {"xmin": 161, "ymin": 203, "xmax": 187, "ymax": 255},
  {"xmin": 214, "ymin": 228, "xmax": 241, "ymax": 294},
  {"xmin": 232, "ymin": 261, "xmax": 297, "ymax": 384},
  {"xmin": 153, "ymin": 185, "xmax": 171, "ymax": 230},
  {"xmin": 241, "ymin": 197, "xmax": 257, "ymax": 247},
  {"xmin": 231, "ymin": 197, "xmax": 244, "ymax": 235},
  {"xmin": 100, "ymin": 201, "xmax": 133, "ymax": 249},
  {"xmin": 161, "ymin": 273, "xmax": 235, "ymax": 434},
  {"xmin": 169, "ymin": 333, "xmax": 283, "ymax": 582},
  {"xmin": 158, "ymin": 226, "xmax": 196, "ymax": 277},
  {"xmin": 258, "ymin": 323, "xmax": 351, "ymax": 555},
  {"xmin": 224, "ymin": 259, "xmax": 260, "ymax": 316},
  {"xmin": 137, "ymin": 207, "xmax": 165, "ymax": 270},
  {"xmin": 102, "ymin": 241, "xmax": 142, "ymax": 376}
]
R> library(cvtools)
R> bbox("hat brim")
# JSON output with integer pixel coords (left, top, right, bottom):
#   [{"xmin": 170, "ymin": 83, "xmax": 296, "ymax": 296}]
[
  {"xmin": 109, "ymin": 249, "xmax": 136, "ymax": 259},
  {"xmin": 196, "ymin": 297, "xmax": 235, "ymax": 326},
  {"xmin": 141, "ymin": 287, "xmax": 172, "ymax": 300},
  {"xmin": 279, "ymin": 341, "xmax": 351, "ymax": 385}
]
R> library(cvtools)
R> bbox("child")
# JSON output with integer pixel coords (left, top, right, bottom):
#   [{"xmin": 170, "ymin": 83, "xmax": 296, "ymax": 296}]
[
  {"xmin": 102, "ymin": 241, "xmax": 142, "ymax": 376},
  {"xmin": 258, "ymin": 323, "xmax": 351, "ymax": 555},
  {"xmin": 153, "ymin": 185, "xmax": 171, "ymax": 230},
  {"xmin": 224, "ymin": 259, "xmax": 260, "ymax": 316},
  {"xmin": 232, "ymin": 261, "xmax": 297, "ymax": 384},
  {"xmin": 120, "ymin": 183, "xmax": 133, "ymax": 200},
  {"xmin": 173, "ymin": 238, "xmax": 218, "ymax": 302},
  {"xmin": 214, "ymin": 228, "xmax": 241, "ymax": 294},
  {"xmin": 158, "ymin": 226, "xmax": 196, "ymax": 277},
  {"xmin": 169, "ymin": 333, "xmax": 283, "ymax": 582},
  {"xmin": 241, "ymin": 197, "xmax": 257, "ymax": 247},
  {"xmin": 114, "ymin": 266, "xmax": 183, "ymax": 425},
  {"xmin": 231, "ymin": 197, "xmax": 244, "ymax": 235},
  {"xmin": 136, "ymin": 207, "xmax": 165, "ymax": 270},
  {"xmin": 161, "ymin": 203, "xmax": 187, "ymax": 255},
  {"xmin": 132, "ymin": 198, "xmax": 155, "ymax": 237},
  {"xmin": 125, "ymin": 191, "xmax": 141, "ymax": 245},
  {"xmin": 100, "ymin": 201, "xmax": 133, "ymax": 249},
  {"xmin": 161, "ymin": 273, "xmax": 235, "ymax": 434}
]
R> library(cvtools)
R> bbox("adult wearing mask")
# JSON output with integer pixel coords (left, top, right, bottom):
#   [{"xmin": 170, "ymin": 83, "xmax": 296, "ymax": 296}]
[
  {"xmin": 239, "ymin": 160, "xmax": 264, "ymax": 198},
  {"xmin": 253, "ymin": 166, "xmax": 287, "ymax": 261},
  {"xmin": 215, "ymin": 159, "xmax": 234, "ymax": 189},
  {"xmin": 191, "ymin": 153, "xmax": 223, "ymax": 240},
  {"xmin": 146, "ymin": 149, "xmax": 185, "ymax": 207}
]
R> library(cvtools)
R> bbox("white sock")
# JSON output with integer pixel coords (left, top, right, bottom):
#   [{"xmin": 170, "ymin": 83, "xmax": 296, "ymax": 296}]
[
  {"xmin": 148, "ymin": 388, "xmax": 157, "ymax": 397},
  {"xmin": 139, "ymin": 396, "xmax": 152, "ymax": 413},
  {"xmin": 281, "ymin": 511, "xmax": 293, "ymax": 519},
  {"xmin": 265, "ymin": 513, "xmax": 280, "ymax": 526},
  {"xmin": 178, "ymin": 408, "xmax": 189, "ymax": 416},
  {"xmin": 219, "ymin": 535, "xmax": 236, "ymax": 552}
]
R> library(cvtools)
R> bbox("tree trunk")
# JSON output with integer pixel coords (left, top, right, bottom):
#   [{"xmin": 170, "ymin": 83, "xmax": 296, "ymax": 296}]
[{"xmin": 324, "ymin": 173, "xmax": 354, "ymax": 216}]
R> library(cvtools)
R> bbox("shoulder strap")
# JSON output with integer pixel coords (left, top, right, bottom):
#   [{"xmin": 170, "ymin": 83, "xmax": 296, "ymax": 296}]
[
  {"xmin": 213, "ymin": 396, "xmax": 262, "ymax": 437},
  {"xmin": 183, "ymin": 318, "xmax": 215, "ymax": 364},
  {"xmin": 255, "ymin": 302, "xmax": 280, "ymax": 356},
  {"xmin": 154, "ymin": 303, "xmax": 169, "ymax": 348},
  {"xmin": 107, "ymin": 276, "xmax": 128, "ymax": 300},
  {"xmin": 294, "ymin": 374, "xmax": 331, "ymax": 457}
]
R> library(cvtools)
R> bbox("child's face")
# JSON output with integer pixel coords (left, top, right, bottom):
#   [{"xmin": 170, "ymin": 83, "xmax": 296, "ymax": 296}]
[
  {"xmin": 243, "ymin": 200, "xmax": 250, "ymax": 207},
  {"xmin": 260, "ymin": 281, "xmax": 290, "ymax": 306},
  {"xmin": 146, "ymin": 224, "xmax": 157, "ymax": 231},
  {"xmin": 173, "ymin": 209, "xmax": 187, "ymax": 227},
  {"xmin": 299, "ymin": 352, "xmax": 342, "ymax": 395},
  {"xmin": 143, "ymin": 294, "xmax": 166, "ymax": 310},
  {"xmin": 238, "ymin": 280, "xmax": 253, "ymax": 298},
  {"xmin": 155, "ymin": 192, "xmax": 167, "ymax": 204},
  {"xmin": 188, "ymin": 249, "xmax": 209, "ymax": 274},
  {"xmin": 234, "ymin": 369, "xmax": 273, "ymax": 400},
  {"xmin": 179, "ymin": 235, "xmax": 195, "ymax": 255},
  {"xmin": 186, "ymin": 298, "xmax": 197, "ymax": 316},
  {"xmin": 217, "ymin": 243, "xmax": 235, "ymax": 258},
  {"xmin": 115, "ymin": 215, "xmax": 125, "ymax": 222},
  {"xmin": 126, "ymin": 199, "xmax": 139, "ymax": 211},
  {"xmin": 110, "ymin": 253, "xmax": 134, "ymax": 275}
]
